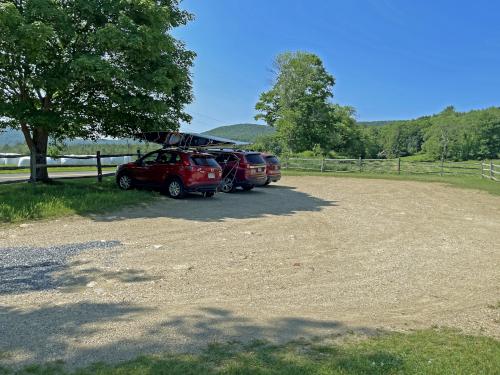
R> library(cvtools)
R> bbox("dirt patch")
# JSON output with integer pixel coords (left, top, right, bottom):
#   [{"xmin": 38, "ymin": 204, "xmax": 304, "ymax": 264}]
[{"xmin": 1, "ymin": 176, "xmax": 499, "ymax": 367}]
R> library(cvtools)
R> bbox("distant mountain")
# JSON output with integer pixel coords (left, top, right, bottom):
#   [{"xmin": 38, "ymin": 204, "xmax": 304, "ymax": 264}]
[
  {"xmin": 0, "ymin": 128, "xmax": 135, "ymax": 146},
  {"xmin": 202, "ymin": 123, "xmax": 275, "ymax": 143},
  {"xmin": 0, "ymin": 128, "xmax": 24, "ymax": 145}
]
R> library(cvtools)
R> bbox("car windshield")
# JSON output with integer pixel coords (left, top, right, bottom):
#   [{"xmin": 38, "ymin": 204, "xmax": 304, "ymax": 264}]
[
  {"xmin": 245, "ymin": 154, "xmax": 265, "ymax": 165},
  {"xmin": 265, "ymin": 156, "xmax": 280, "ymax": 164},
  {"xmin": 191, "ymin": 156, "xmax": 219, "ymax": 167}
]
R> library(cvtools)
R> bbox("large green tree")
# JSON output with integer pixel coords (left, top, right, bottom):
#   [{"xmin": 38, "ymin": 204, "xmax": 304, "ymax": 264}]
[
  {"xmin": 0, "ymin": 0, "xmax": 194, "ymax": 180},
  {"xmin": 255, "ymin": 51, "xmax": 354, "ymax": 153}
]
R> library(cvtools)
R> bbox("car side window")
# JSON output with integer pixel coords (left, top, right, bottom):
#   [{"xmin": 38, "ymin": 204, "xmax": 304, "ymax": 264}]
[
  {"xmin": 215, "ymin": 153, "xmax": 227, "ymax": 163},
  {"xmin": 142, "ymin": 152, "xmax": 160, "ymax": 165},
  {"xmin": 157, "ymin": 152, "xmax": 172, "ymax": 164}
]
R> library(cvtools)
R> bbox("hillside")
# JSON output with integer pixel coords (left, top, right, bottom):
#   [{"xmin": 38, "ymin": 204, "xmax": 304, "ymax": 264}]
[
  {"xmin": 357, "ymin": 120, "xmax": 394, "ymax": 127},
  {"xmin": 202, "ymin": 123, "xmax": 275, "ymax": 143},
  {"xmin": 0, "ymin": 129, "xmax": 24, "ymax": 145}
]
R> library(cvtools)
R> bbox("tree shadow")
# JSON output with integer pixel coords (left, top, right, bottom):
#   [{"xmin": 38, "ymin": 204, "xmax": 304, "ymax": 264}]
[
  {"xmin": 93, "ymin": 185, "xmax": 337, "ymax": 222},
  {"xmin": 0, "ymin": 304, "xmax": 392, "ymax": 371},
  {"xmin": 0, "ymin": 241, "xmax": 158, "ymax": 295}
]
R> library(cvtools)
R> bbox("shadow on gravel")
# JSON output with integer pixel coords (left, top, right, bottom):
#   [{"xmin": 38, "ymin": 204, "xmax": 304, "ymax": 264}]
[
  {"xmin": 0, "ymin": 241, "xmax": 157, "ymax": 295},
  {"xmin": 0, "ymin": 305, "xmax": 384, "ymax": 370},
  {"xmin": 93, "ymin": 185, "xmax": 337, "ymax": 223}
]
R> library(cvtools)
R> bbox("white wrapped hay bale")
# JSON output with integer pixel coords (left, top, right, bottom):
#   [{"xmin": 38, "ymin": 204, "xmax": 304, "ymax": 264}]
[{"xmin": 17, "ymin": 156, "xmax": 30, "ymax": 167}]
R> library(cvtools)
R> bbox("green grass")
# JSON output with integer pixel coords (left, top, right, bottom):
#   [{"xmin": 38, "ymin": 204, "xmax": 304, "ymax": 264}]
[
  {"xmin": 0, "ymin": 177, "xmax": 158, "ymax": 224},
  {"xmin": 1, "ymin": 330, "xmax": 498, "ymax": 374},
  {"xmin": 0, "ymin": 166, "xmax": 116, "ymax": 174},
  {"xmin": 282, "ymin": 170, "xmax": 500, "ymax": 196}
]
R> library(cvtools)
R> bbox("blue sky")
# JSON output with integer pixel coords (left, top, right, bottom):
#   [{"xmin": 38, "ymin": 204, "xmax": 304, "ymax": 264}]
[{"xmin": 174, "ymin": 0, "xmax": 500, "ymax": 132}]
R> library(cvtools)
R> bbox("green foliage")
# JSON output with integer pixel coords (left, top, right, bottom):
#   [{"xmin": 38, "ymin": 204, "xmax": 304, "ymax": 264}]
[
  {"xmin": 361, "ymin": 107, "xmax": 500, "ymax": 161},
  {"xmin": 202, "ymin": 123, "xmax": 275, "ymax": 142},
  {"xmin": 0, "ymin": 0, "xmax": 194, "ymax": 179},
  {"xmin": 255, "ymin": 51, "xmax": 358, "ymax": 154},
  {"xmin": 1, "ymin": 330, "xmax": 498, "ymax": 374}
]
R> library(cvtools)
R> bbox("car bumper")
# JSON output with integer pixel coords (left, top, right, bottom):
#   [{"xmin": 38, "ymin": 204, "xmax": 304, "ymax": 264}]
[
  {"xmin": 186, "ymin": 183, "xmax": 220, "ymax": 193},
  {"xmin": 239, "ymin": 175, "xmax": 267, "ymax": 186},
  {"xmin": 267, "ymin": 174, "xmax": 281, "ymax": 182}
]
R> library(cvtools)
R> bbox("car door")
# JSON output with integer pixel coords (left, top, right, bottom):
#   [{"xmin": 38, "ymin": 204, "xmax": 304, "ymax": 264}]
[
  {"xmin": 146, "ymin": 151, "xmax": 178, "ymax": 186},
  {"xmin": 132, "ymin": 151, "xmax": 161, "ymax": 185}
]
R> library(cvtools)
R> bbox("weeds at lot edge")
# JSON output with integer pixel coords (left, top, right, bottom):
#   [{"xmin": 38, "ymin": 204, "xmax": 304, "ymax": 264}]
[
  {"xmin": 0, "ymin": 177, "xmax": 157, "ymax": 224},
  {"xmin": 282, "ymin": 170, "xmax": 500, "ymax": 197},
  {"xmin": 0, "ymin": 330, "xmax": 498, "ymax": 374}
]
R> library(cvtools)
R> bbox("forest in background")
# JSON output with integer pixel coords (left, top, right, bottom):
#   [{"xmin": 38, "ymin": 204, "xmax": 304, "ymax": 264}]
[{"xmin": 252, "ymin": 106, "xmax": 500, "ymax": 161}]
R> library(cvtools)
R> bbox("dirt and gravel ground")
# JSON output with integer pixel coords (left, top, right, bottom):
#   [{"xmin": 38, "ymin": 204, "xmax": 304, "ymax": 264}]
[{"xmin": 0, "ymin": 176, "xmax": 499, "ymax": 368}]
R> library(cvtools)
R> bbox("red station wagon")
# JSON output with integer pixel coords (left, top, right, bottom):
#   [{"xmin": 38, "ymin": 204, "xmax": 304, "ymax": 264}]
[
  {"xmin": 208, "ymin": 150, "xmax": 267, "ymax": 192},
  {"xmin": 116, "ymin": 148, "xmax": 222, "ymax": 198},
  {"xmin": 261, "ymin": 153, "xmax": 281, "ymax": 185}
]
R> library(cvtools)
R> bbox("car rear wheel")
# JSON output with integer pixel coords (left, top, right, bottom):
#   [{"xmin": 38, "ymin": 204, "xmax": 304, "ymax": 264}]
[
  {"xmin": 220, "ymin": 176, "xmax": 235, "ymax": 193},
  {"xmin": 167, "ymin": 178, "xmax": 186, "ymax": 199},
  {"xmin": 117, "ymin": 173, "xmax": 133, "ymax": 190},
  {"xmin": 263, "ymin": 178, "xmax": 271, "ymax": 186}
]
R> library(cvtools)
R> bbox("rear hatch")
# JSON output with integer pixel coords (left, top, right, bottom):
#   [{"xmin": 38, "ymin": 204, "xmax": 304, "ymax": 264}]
[
  {"xmin": 243, "ymin": 153, "xmax": 267, "ymax": 177},
  {"xmin": 189, "ymin": 155, "xmax": 222, "ymax": 182},
  {"xmin": 264, "ymin": 155, "xmax": 281, "ymax": 174}
]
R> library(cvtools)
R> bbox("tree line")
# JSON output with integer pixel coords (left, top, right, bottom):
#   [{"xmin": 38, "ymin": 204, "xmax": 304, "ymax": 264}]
[{"xmin": 252, "ymin": 52, "xmax": 500, "ymax": 161}]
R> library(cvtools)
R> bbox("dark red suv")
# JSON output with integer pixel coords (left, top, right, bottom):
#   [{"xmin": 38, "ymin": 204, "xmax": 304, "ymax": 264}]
[
  {"xmin": 116, "ymin": 148, "xmax": 222, "ymax": 198},
  {"xmin": 261, "ymin": 153, "xmax": 281, "ymax": 185},
  {"xmin": 208, "ymin": 150, "xmax": 267, "ymax": 192}
]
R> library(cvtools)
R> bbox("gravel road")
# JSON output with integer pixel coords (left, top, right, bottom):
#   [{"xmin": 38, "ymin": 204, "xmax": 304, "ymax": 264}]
[{"xmin": 0, "ymin": 176, "xmax": 499, "ymax": 368}]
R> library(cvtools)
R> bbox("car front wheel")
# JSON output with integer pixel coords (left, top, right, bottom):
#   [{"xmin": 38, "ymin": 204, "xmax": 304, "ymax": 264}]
[
  {"xmin": 117, "ymin": 173, "xmax": 133, "ymax": 190},
  {"xmin": 167, "ymin": 178, "xmax": 186, "ymax": 199}
]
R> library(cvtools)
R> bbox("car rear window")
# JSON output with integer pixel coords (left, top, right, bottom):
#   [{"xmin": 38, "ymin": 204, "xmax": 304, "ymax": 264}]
[
  {"xmin": 265, "ymin": 156, "xmax": 280, "ymax": 164},
  {"xmin": 244, "ymin": 153, "xmax": 265, "ymax": 165},
  {"xmin": 191, "ymin": 156, "xmax": 219, "ymax": 167}
]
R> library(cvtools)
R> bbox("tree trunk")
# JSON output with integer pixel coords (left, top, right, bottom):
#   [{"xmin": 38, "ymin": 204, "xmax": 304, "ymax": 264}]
[{"xmin": 32, "ymin": 127, "xmax": 49, "ymax": 182}]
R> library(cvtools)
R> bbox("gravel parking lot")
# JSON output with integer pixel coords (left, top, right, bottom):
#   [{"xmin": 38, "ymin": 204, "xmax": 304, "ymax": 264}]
[{"xmin": 0, "ymin": 176, "xmax": 499, "ymax": 367}]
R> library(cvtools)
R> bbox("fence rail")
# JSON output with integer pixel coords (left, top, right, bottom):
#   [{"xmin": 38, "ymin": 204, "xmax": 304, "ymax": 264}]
[
  {"xmin": 481, "ymin": 160, "xmax": 499, "ymax": 181},
  {"xmin": 0, "ymin": 150, "xmax": 142, "ymax": 184},
  {"xmin": 284, "ymin": 157, "xmax": 499, "ymax": 180}
]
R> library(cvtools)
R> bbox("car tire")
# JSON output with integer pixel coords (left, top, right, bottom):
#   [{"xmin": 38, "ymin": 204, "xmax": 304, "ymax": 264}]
[
  {"xmin": 166, "ymin": 178, "xmax": 186, "ymax": 199},
  {"xmin": 117, "ymin": 172, "xmax": 133, "ymax": 190},
  {"xmin": 203, "ymin": 192, "xmax": 215, "ymax": 198},
  {"xmin": 263, "ymin": 178, "xmax": 271, "ymax": 186},
  {"xmin": 220, "ymin": 176, "xmax": 236, "ymax": 193},
  {"xmin": 242, "ymin": 185, "xmax": 254, "ymax": 191}
]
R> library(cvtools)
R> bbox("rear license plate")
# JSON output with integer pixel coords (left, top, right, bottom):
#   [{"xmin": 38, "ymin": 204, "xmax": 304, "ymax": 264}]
[{"xmin": 208, "ymin": 172, "xmax": 215, "ymax": 179}]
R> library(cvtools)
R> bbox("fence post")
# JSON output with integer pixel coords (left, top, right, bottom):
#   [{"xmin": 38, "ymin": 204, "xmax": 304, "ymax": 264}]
[
  {"xmin": 397, "ymin": 157, "xmax": 401, "ymax": 175},
  {"xmin": 284, "ymin": 157, "xmax": 288, "ymax": 170},
  {"xmin": 358, "ymin": 157, "xmax": 362, "ymax": 172},
  {"xmin": 440, "ymin": 157, "xmax": 444, "ymax": 176},
  {"xmin": 30, "ymin": 148, "xmax": 37, "ymax": 183},
  {"xmin": 137, "ymin": 149, "xmax": 141, "ymax": 159},
  {"xmin": 96, "ymin": 151, "xmax": 103, "ymax": 182},
  {"xmin": 320, "ymin": 158, "xmax": 325, "ymax": 172},
  {"xmin": 481, "ymin": 161, "xmax": 484, "ymax": 178},
  {"xmin": 491, "ymin": 160, "xmax": 494, "ymax": 180}
]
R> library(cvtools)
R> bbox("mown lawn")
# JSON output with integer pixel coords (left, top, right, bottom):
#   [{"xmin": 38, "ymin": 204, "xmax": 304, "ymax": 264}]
[
  {"xmin": 1, "ymin": 330, "xmax": 498, "ymax": 374},
  {"xmin": 0, "ymin": 177, "xmax": 158, "ymax": 223},
  {"xmin": 282, "ymin": 170, "xmax": 500, "ymax": 197}
]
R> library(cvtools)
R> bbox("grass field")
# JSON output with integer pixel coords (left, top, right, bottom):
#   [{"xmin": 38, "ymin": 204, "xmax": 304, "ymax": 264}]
[
  {"xmin": 1, "ymin": 330, "xmax": 498, "ymax": 374},
  {"xmin": 282, "ymin": 170, "xmax": 500, "ymax": 197},
  {"xmin": 0, "ymin": 177, "xmax": 157, "ymax": 223}
]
